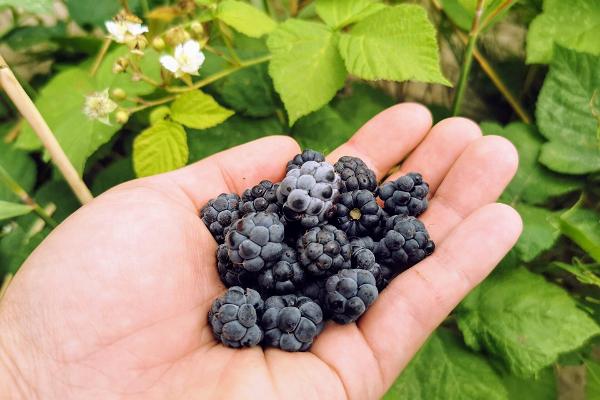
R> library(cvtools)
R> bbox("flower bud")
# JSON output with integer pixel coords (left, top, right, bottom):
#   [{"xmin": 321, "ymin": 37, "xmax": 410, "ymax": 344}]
[
  {"xmin": 112, "ymin": 57, "xmax": 129, "ymax": 74},
  {"xmin": 152, "ymin": 37, "xmax": 166, "ymax": 51},
  {"xmin": 111, "ymin": 88, "xmax": 127, "ymax": 101},
  {"xmin": 190, "ymin": 21, "xmax": 204, "ymax": 35},
  {"xmin": 115, "ymin": 110, "xmax": 130, "ymax": 125},
  {"xmin": 165, "ymin": 26, "xmax": 190, "ymax": 47},
  {"xmin": 127, "ymin": 35, "xmax": 148, "ymax": 52}
]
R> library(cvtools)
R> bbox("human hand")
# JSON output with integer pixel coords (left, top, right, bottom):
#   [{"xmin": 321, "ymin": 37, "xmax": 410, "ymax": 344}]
[{"xmin": 0, "ymin": 103, "xmax": 521, "ymax": 399}]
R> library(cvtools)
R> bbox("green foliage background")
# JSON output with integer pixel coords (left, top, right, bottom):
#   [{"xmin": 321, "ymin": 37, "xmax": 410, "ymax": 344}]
[{"xmin": 0, "ymin": 0, "xmax": 599, "ymax": 398}]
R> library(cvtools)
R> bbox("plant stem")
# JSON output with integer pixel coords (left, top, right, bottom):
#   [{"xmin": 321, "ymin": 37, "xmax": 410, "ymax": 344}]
[
  {"xmin": 166, "ymin": 54, "xmax": 272, "ymax": 93},
  {"xmin": 218, "ymin": 21, "xmax": 242, "ymax": 66},
  {"xmin": 127, "ymin": 95, "xmax": 176, "ymax": 113},
  {"xmin": 0, "ymin": 165, "xmax": 58, "ymax": 228},
  {"xmin": 480, "ymin": 0, "xmax": 515, "ymax": 31},
  {"xmin": 451, "ymin": 0, "xmax": 485, "ymax": 116},
  {"xmin": 0, "ymin": 53, "xmax": 94, "ymax": 205},
  {"xmin": 90, "ymin": 38, "xmax": 112, "ymax": 77},
  {"xmin": 140, "ymin": 0, "xmax": 150, "ymax": 16}
]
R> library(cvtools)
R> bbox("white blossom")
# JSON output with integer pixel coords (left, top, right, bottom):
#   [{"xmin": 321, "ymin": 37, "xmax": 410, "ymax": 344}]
[
  {"xmin": 83, "ymin": 89, "xmax": 118, "ymax": 125},
  {"xmin": 160, "ymin": 40, "xmax": 205, "ymax": 78},
  {"xmin": 105, "ymin": 20, "xmax": 148, "ymax": 43}
]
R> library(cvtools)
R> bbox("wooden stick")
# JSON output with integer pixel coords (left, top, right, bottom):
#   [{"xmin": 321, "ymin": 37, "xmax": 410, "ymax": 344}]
[{"xmin": 0, "ymin": 53, "xmax": 94, "ymax": 205}]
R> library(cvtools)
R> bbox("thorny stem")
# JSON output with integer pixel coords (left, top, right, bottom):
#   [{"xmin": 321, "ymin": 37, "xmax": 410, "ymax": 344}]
[
  {"xmin": 165, "ymin": 54, "xmax": 272, "ymax": 93},
  {"xmin": 90, "ymin": 38, "xmax": 112, "ymax": 77},
  {"xmin": 451, "ymin": 0, "xmax": 485, "ymax": 116},
  {"xmin": 0, "ymin": 165, "xmax": 57, "ymax": 228}
]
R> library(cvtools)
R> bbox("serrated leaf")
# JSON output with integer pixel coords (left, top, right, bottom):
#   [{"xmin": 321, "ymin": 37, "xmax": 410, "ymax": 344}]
[
  {"xmin": 536, "ymin": 47, "xmax": 600, "ymax": 174},
  {"xmin": 267, "ymin": 19, "xmax": 347, "ymax": 124},
  {"xmin": 560, "ymin": 207, "xmax": 600, "ymax": 263},
  {"xmin": 133, "ymin": 121, "xmax": 188, "ymax": 177},
  {"xmin": 0, "ymin": 141, "xmax": 36, "ymax": 203},
  {"xmin": 170, "ymin": 90, "xmax": 234, "ymax": 129},
  {"xmin": 217, "ymin": 0, "xmax": 276, "ymax": 38},
  {"xmin": 457, "ymin": 266, "xmax": 600, "ymax": 377},
  {"xmin": 315, "ymin": 0, "xmax": 386, "ymax": 29},
  {"xmin": 187, "ymin": 115, "xmax": 284, "ymax": 162},
  {"xmin": 0, "ymin": 201, "xmax": 32, "ymax": 221},
  {"xmin": 384, "ymin": 328, "xmax": 508, "ymax": 400},
  {"xmin": 338, "ymin": 5, "xmax": 450, "ymax": 85},
  {"xmin": 0, "ymin": 0, "xmax": 53, "ymax": 14},
  {"xmin": 503, "ymin": 367, "xmax": 556, "ymax": 400},
  {"xmin": 332, "ymin": 82, "xmax": 394, "ymax": 132},
  {"xmin": 554, "ymin": 261, "xmax": 600, "ymax": 288},
  {"xmin": 481, "ymin": 122, "xmax": 581, "ymax": 205},
  {"xmin": 514, "ymin": 203, "xmax": 560, "ymax": 262},
  {"xmin": 526, "ymin": 0, "xmax": 600, "ymax": 64}
]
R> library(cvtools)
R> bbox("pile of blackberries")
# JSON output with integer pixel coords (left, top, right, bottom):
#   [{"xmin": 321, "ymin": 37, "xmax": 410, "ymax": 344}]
[{"xmin": 202, "ymin": 150, "xmax": 434, "ymax": 352}]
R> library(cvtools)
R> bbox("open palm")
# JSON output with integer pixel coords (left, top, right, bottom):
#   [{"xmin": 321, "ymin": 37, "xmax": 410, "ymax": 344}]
[{"xmin": 0, "ymin": 103, "xmax": 522, "ymax": 399}]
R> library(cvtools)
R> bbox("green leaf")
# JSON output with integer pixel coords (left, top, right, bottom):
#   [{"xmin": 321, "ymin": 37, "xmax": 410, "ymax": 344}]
[
  {"xmin": 4, "ymin": 23, "xmax": 67, "ymax": 50},
  {"xmin": 187, "ymin": 115, "xmax": 284, "ymax": 162},
  {"xmin": 384, "ymin": 328, "xmax": 508, "ymax": 400},
  {"xmin": 133, "ymin": 120, "xmax": 189, "ymax": 177},
  {"xmin": 503, "ymin": 367, "xmax": 556, "ymax": 400},
  {"xmin": 586, "ymin": 359, "xmax": 600, "ymax": 399},
  {"xmin": 332, "ymin": 83, "xmax": 394, "ymax": 133},
  {"xmin": 267, "ymin": 19, "xmax": 347, "ymax": 124},
  {"xmin": 210, "ymin": 63, "xmax": 278, "ymax": 117},
  {"xmin": 217, "ymin": 0, "xmax": 277, "ymax": 37},
  {"xmin": 554, "ymin": 261, "xmax": 600, "ymax": 288},
  {"xmin": 65, "ymin": 0, "xmax": 141, "ymax": 27},
  {"xmin": 514, "ymin": 203, "xmax": 560, "ymax": 262},
  {"xmin": 0, "ymin": 0, "xmax": 53, "ymax": 14},
  {"xmin": 560, "ymin": 207, "xmax": 600, "ymax": 263},
  {"xmin": 457, "ymin": 266, "xmax": 600, "ymax": 377},
  {"xmin": 338, "ymin": 5, "xmax": 450, "ymax": 85},
  {"xmin": 91, "ymin": 158, "xmax": 135, "ymax": 195},
  {"xmin": 292, "ymin": 105, "xmax": 353, "ymax": 154},
  {"xmin": 0, "ymin": 201, "xmax": 32, "ymax": 221},
  {"xmin": 0, "ymin": 141, "xmax": 36, "ymax": 203},
  {"xmin": 170, "ymin": 91, "xmax": 234, "ymax": 129},
  {"xmin": 439, "ymin": 0, "xmax": 513, "ymax": 32},
  {"xmin": 526, "ymin": 0, "xmax": 600, "ymax": 64},
  {"xmin": 315, "ymin": 0, "xmax": 386, "ymax": 29},
  {"xmin": 481, "ymin": 122, "xmax": 581, "ymax": 205},
  {"xmin": 536, "ymin": 47, "xmax": 600, "ymax": 174}
]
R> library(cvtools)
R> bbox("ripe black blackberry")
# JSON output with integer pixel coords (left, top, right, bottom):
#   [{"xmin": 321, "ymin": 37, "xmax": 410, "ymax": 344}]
[
  {"xmin": 286, "ymin": 149, "xmax": 326, "ymax": 172},
  {"xmin": 239, "ymin": 180, "xmax": 280, "ymax": 215},
  {"xmin": 217, "ymin": 244, "xmax": 256, "ymax": 288},
  {"xmin": 378, "ymin": 173, "xmax": 429, "ymax": 217},
  {"xmin": 335, "ymin": 190, "xmax": 382, "ymax": 238},
  {"xmin": 200, "ymin": 193, "xmax": 241, "ymax": 243},
  {"xmin": 261, "ymin": 294, "xmax": 324, "ymax": 352},
  {"xmin": 351, "ymin": 247, "xmax": 385, "ymax": 288},
  {"xmin": 334, "ymin": 156, "xmax": 377, "ymax": 193},
  {"xmin": 225, "ymin": 212, "xmax": 285, "ymax": 272},
  {"xmin": 375, "ymin": 215, "xmax": 435, "ymax": 271},
  {"xmin": 258, "ymin": 244, "xmax": 306, "ymax": 294},
  {"xmin": 209, "ymin": 287, "xmax": 264, "ymax": 348},
  {"xmin": 277, "ymin": 160, "xmax": 341, "ymax": 228},
  {"xmin": 297, "ymin": 224, "xmax": 352, "ymax": 276},
  {"xmin": 325, "ymin": 269, "xmax": 379, "ymax": 324},
  {"xmin": 300, "ymin": 278, "xmax": 327, "ymax": 307}
]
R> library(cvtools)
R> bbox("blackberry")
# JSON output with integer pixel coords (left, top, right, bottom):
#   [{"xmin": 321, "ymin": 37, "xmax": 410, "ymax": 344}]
[
  {"xmin": 297, "ymin": 224, "xmax": 352, "ymax": 276},
  {"xmin": 258, "ymin": 244, "xmax": 306, "ymax": 294},
  {"xmin": 300, "ymin": 278, "xmax": 327, "ymax": 306},
  {"xmin": 217, "ymin": 244, "xmax": 256, "ymax": 288},
  {"xmin": 352, "ymin": 247, "xmax": 385, "ymax": 289},
  {"xmin": 200, "ymin": 193, "xmax": 241, "ymax": 243},
  {"xmin": 335, "ymin": 190, "xmax": 382, "ymax": 238},
  {"xmin": 378, "ymin": 173, "xmax": 429, "ymax": 217},
  {"xmin": 225, "ymin": 212, "xmax": 285, "ymax": 272},
  {"xmin": 277, "ymin": 161, "xmax": 341, "ymax": 228},
  {"xmin": 239, "ymin": 180, "xmax": 280, "ymax": 215},
  {"xmin": 375, "ymin": 215, "xmax": 435, "ymax": 271},
  {"xmin": 334, "ymin": 156, "xmax": 377, "ymax": 193},
  {"xmin": 209, "ymin": 287, "xmax": 264, "ymax": 348},
  {"xmin": 325, "ymin": 269, "xmax": 379, "ymax": 324},
  {"xmin": 261, "ymin": 294, "xmax": 324, "ymax": 352},
  {"xmin": 286, "ymin": 149, "xmax": 326, "ymax": 172},
  {"xmin": 350, "ymin": 236, "xmax": 377, "ymax": 252}
]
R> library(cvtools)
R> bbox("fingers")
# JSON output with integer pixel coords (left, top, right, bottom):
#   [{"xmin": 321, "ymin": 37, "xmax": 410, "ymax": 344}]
[
  {"xmin": 386, "ymin": 117, "xmax": 482, "ymax": 194},
  {"xmin": 359, "ymin": 203, "xmax": 523, "ymax": 387},
  {"xmin": 326, "ymin": 103, "xmax": 433, "ymax": 179},
  {"xmin": 420, "ymin": 135, "xmax": 519, "ymax": 241},
  {"xmin": 168, "ymin": 136, "xmax": 300, "ymax": 210}
]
